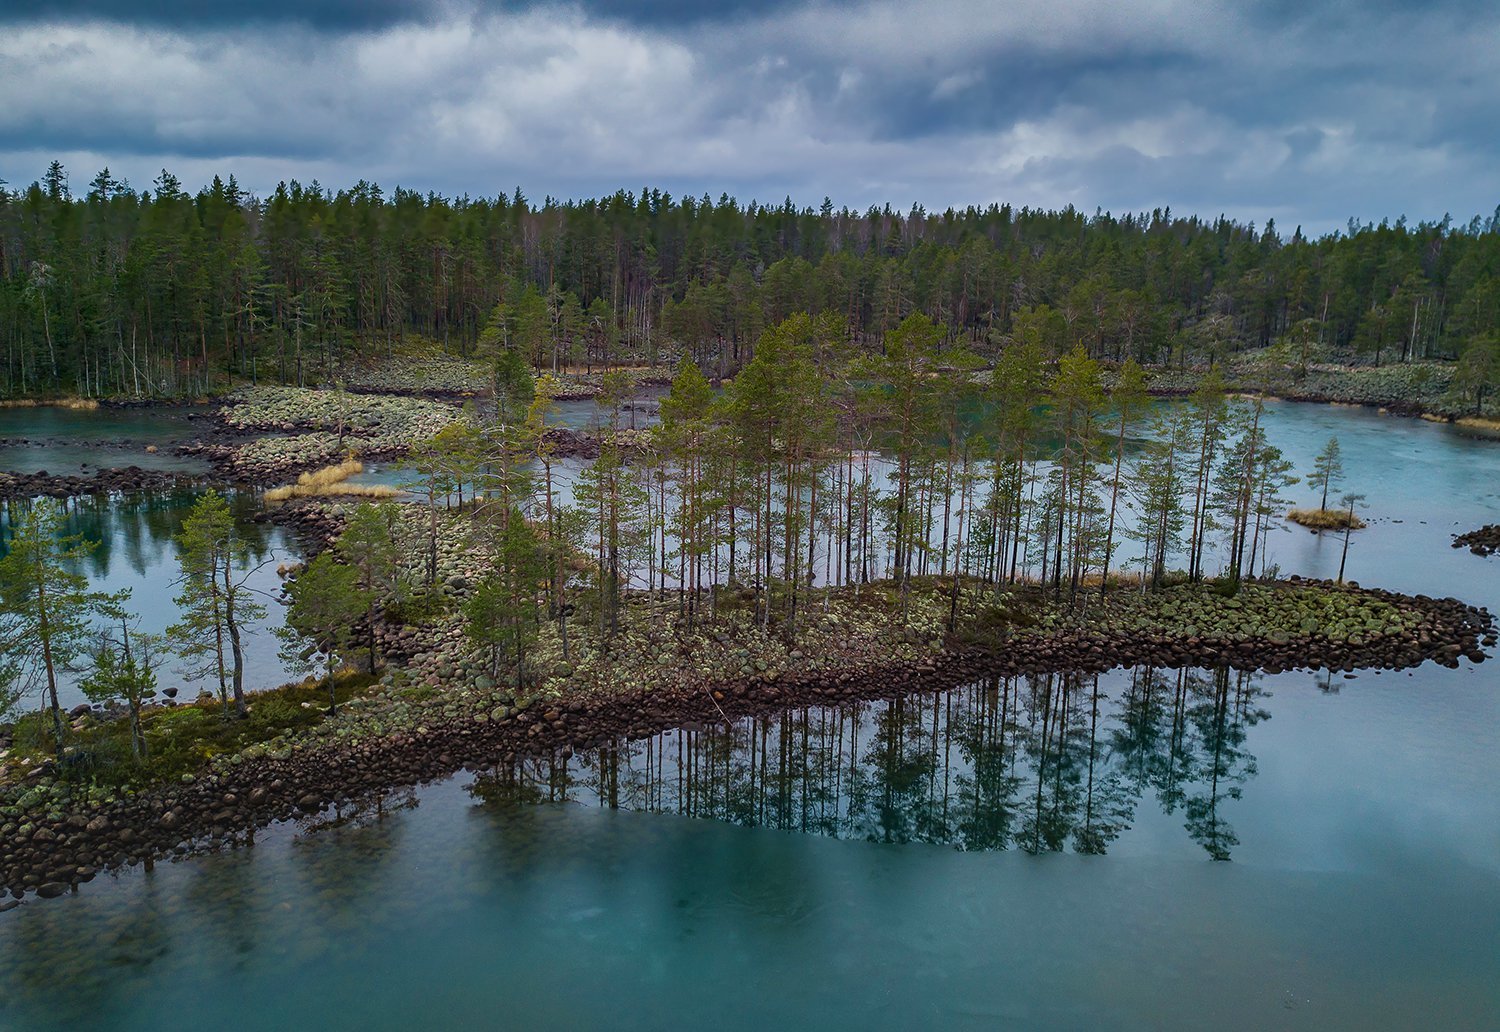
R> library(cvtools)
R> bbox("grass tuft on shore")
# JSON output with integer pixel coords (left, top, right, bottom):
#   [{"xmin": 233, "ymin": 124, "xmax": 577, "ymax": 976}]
[
  {"xmin": 0, "ymin": 397, "xmax": 100, "ymax": 410},
  {"xmin": 1, "ymin": 670, "xmax": 377, "ymax": 791},
  {"xmin": 1288, "ymin": 507, "xmax": 1366, "ymax": 531},
  {"xmin": 264, "ymin": 459, "xmax": 400, "ymax": 502}
]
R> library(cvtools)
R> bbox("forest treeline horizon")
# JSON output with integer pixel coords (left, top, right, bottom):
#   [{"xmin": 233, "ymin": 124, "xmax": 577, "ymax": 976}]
[{"xmin": 2, "ymin": 161, "xmax": 1498, "ymax": 396}]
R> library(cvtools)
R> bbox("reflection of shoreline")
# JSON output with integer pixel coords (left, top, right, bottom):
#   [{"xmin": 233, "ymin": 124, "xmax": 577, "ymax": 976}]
[{"xmin": 474, "ymin": 667, "xmax": 1262, "ymax": 861}]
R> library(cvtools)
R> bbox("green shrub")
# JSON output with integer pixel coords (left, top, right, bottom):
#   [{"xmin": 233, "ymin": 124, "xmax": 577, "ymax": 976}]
[
  {"xmin": 1209, "ymin": 577, "xmax": 1241, "ymax": 598},
  {"xmin": 11, "ymin": 711, "xmax": 55, "ymax": 754},
  {"xmin": 388, "ymin": 588, "xmax": 451, "ymax": 625},
  {"xmin": 249, "ymin": 695, "xmax": 302, "ymax": 728}
]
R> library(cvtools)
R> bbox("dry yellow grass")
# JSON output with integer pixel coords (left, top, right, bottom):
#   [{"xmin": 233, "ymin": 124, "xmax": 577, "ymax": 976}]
[
  {"xmin": 1288, "ymin": 508, "xmax": 1366, "ymax": 531},
  {"xmin": 1456, "ymin": 415, "xmax": 1500, "ymax": 433},
  {"xmin": 263, "ymin": 459, "xmax": 400, "ymax": 502},
  {"xmin": 0, "ymin": 397, "xmax": 100, "ymax": 410}
]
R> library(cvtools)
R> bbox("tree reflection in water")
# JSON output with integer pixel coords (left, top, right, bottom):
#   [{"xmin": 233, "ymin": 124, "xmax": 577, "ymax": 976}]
[
  {"xmin": 473, "ymin": 667, "xmax": 1268, "ymax": 860},
  {"xmin": 0, "ymin": 489, "xmax": 280, "ymax": 576}
]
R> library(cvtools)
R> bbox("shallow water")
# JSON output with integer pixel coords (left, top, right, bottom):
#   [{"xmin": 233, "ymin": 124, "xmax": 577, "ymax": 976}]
[
  {"xmin": 1, "ymin": 399, "xmax": 1498, "ymax": 1030},
  {"xmin": 549, "ymin": 385, "xmax": 665, "ymax": 431},
  {"xmin": 0, "ymin": 405, "xmax": 212, "ymax": 475}
]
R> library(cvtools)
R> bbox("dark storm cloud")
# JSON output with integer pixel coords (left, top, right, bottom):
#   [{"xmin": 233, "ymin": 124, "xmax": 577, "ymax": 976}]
[
  {"xmin": 0, "ymin": 0, "xmax": 426, "ymax": 29},
  {"xmin": 0, "ymin": 0, "xmax": 1496, "ymax": 233},
  {"xmin": 0, "ymin": 0, "xmax": 810, "ymax": 29},
  {"xmin": 843, "ymin": 51, "xmax": 1208, "ymax": 143}
]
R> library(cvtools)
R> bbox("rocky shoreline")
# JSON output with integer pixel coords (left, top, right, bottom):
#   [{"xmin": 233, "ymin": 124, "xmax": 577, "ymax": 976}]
[
  {"xmin": 0, "ymin": 466, "xmax": 201, "ymax": 500},
  {"xmin": 1144, "ymin": 381, "xmax": 1438, "ymax": 419},
  {"xmin": 1131, "ymin": 359, "xmax": 1490, "ymax": 422},
  {"xmin": 540, "ymin": 425, "xmax": 655, "ymax": 460},
  {"xmin": 1, "ymin": 578, "xmax": 1491, "ymax": 908},
  {"xmin": 1454, "ymin": 525, "xmax": 1500, "ymax": 557}
]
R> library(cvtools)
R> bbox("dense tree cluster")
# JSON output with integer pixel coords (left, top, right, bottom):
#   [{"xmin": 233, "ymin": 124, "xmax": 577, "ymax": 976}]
[
  {"xmin": 381, "ymin": 313, "xmax": 1315, "ymax": 687},
  {"xmin": 3, "ymin": 161, "xmax": 1499, "ymax": 396}
]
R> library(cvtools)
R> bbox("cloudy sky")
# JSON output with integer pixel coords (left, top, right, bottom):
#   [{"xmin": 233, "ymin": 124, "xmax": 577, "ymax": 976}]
[{"xmin": 2, "ymin": 0, "xmax": 1496, "ymax": 234}]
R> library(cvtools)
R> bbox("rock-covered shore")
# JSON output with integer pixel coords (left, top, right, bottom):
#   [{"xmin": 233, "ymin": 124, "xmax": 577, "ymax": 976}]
[
  {"xmin": 1, "ymin": 578, "xmax": 1491, "ymax": 907},
  {"xmin": 0, "ymin": 386, "xmax": 463, "ymax": 496},
  {"xmin": 1454, "ymin": 525, "xmax": 1500, "ymax": 557},
  {"xmin": 1132, "ymin": 359, "xmax": 1481, "ymax": 419},
  {"xmin": 540, "ymin": 425, "xmax": 655, "ymax": 459},
  {"xmin": 0, "ymin": 467, "xmax": 197, "ymax": 500},
  {"xmin": 197, "ymin": 386, "xmax": 462, "ymax": 483}
]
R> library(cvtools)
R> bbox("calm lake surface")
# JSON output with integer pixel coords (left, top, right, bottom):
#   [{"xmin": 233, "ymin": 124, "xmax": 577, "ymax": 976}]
[
  {"xmin": 0, "ymin": 405, "xmax": 212, "ymax": 475},
  {"xmin": 1, "ymin": 399, "xmax": 1498, "ymax": 1030}
]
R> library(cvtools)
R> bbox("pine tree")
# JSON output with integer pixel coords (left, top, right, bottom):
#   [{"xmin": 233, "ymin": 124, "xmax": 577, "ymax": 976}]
[
  {"xmin": 1129, "ymin": 406, "xmax": 1194, "ymax": 588},
  {"xmin": 465, "ymin": 510, "xmax": 549, "ymax": 690},
  {"xmin": 337, "ymin": 502, "xmax": 411, "ymax": 670},
  {"xmin": 1310, "ymin": 437, "xmax": 1344, "ymax": 512},
  {"xmin": 167, "ymin": 490, "xmax": 267, "ymax": 718},
  {"xmin": 406, "ymin": 433, "xmax": 459, "ymax": 586},
  {"xmin": 1245, "ymin": 445, "xmax": 1299, "ymax": 578},
  {"xmin": 1047, "ymin": 346, "xmax": 1107, "ymax": 595},
  {"xmin": 1185, "ymin": 370, "xmax": 1228, "ymax": 580},
  {"xmin": 81, "ymin": 620, "xmax": 164, "ymax": 761},
  {"xmin": 278, "ymin": 552, "xmax": 370, "ymax": 716},
  {"xmin": 1337, "ymin": 492, "xmax": 1366, "ymax": 583},
  {"xmin": 3, "ymin": 168, "xmax": 1500, "ymax": 398},
  {"xmin": 660, "ymin": 356, "xmax": 716, "ymax": 625},
  {"xmin": 1453, "ymin": 332, "xmax": 1500, "ymax": 415},
  {"xmin": 861, "ymin": 312, "xmax": 944, "ymax": 619},
  {"xmin": 1100, "ymin": 359, "xmax": 1150, "ymax": 594},
  {"xmin": 987, "ymin": 339, "xmax": 1046, "ymax": 586}
]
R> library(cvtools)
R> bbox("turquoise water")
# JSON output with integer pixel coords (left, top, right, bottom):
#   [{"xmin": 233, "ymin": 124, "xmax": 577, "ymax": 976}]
[
  {"xmin": 342, "ymin": 389, "xmax": 663, "ymax": 492},
  {"xmin": 1, "ymin": 399, "xmax": 1498, "ymax": 1030},
  {"xmin": 0, "ymin": 405, "xmax": 212, "ymax": 474}
]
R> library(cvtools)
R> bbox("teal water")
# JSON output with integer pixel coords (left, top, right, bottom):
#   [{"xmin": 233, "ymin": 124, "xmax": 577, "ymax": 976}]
[
  {"xmin": 0, "ymin": 406, "xmax": 212, "ymax": 475},
  {"xmin": 1, "ymin": 399, "xmax": 1497, "ymax": 1030}
]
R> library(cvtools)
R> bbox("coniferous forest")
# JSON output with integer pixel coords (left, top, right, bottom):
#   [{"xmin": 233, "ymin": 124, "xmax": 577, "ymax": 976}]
[{"xmin": 3, "ymin": 161, "xmax": 1500, "ymax": 397}]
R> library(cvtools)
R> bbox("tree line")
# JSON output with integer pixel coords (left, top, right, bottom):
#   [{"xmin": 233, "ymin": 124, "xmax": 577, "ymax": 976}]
[{"xmin": 3, "ymin": 161, "xmax": 1499, "ymax": 397}]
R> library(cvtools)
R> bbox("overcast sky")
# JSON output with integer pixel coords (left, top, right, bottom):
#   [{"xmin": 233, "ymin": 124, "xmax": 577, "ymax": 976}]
[{"xmin": 2, "ymin": 0, "xmax": 1497, "ymax": 235}]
